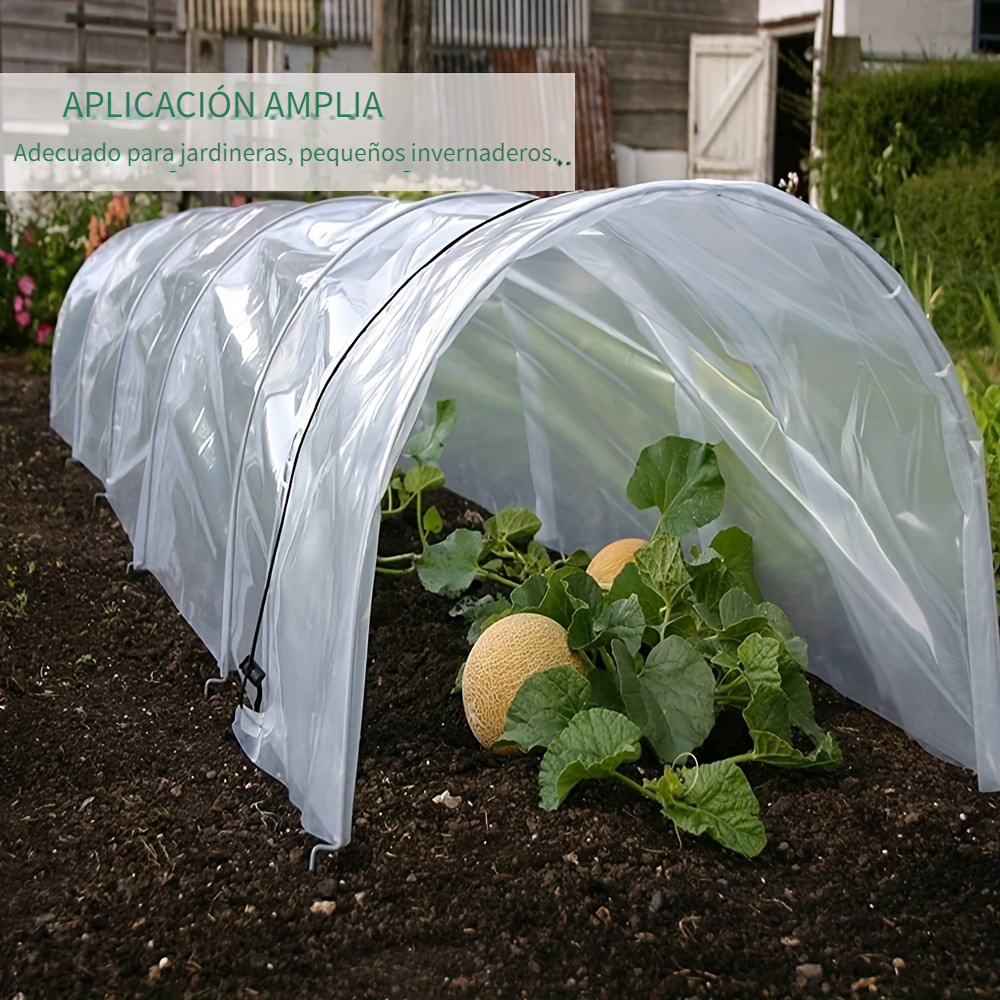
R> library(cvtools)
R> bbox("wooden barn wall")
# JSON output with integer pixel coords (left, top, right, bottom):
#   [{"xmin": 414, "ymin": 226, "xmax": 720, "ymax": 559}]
[
  {"xmin": 591, "ymin": 0, "xmax": 757, "ymax": 151},
  {"xmin": 1, "ymin": 0, "xmax": 185, "ymax": 72}
]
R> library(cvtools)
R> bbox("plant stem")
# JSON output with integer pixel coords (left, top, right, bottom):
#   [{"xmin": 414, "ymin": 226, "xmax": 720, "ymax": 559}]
[
  {"xmin": 376, "ymin": 552, "xmax": 418, "ymax": 564},
  {"xmin": 416, "ymin": 489, "xmax": 428, "ymax": 550},
  {"xmin": 375, "ymin": 566, "xmax": 413, "ymax": 576},
  {"xmin": 477, "ymin": 569, "xmax": 516, "ymax": 589},
  {"xmin": 714, "ymin": 694, "xmax": 749, "ymax": 709},
  {"xmin": 613, "ymin": 770, "xmax": 660, "ymax": 802}
]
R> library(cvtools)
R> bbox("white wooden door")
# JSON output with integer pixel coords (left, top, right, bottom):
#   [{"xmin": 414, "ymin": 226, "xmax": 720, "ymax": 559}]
[{"xmin": 688, "ymin": 34, "xmax": 776, "ymax": 182}]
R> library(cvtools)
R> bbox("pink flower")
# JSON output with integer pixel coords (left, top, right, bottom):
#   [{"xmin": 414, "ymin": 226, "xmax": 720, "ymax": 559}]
[
  {"xmin": 35, "ymin": 322, "xmax": 53, "ymax": 345},
  {"xmin": 13, "ymin": 295, "xmax": 23, "ymax": 312},
  {"xmin": 17, "ymin": 275, "xmax": 36, "ymax": 297},
  {"xmin": 231, "ymin": 194, "xmax": 247, "ymax": 207},
  {"xmin": 22, "ymin": 230, "xmax": 35, "ymax": 244},
  {"xmin": 0, "ymin": 249, "xmax": 15, "ymax": 267},
  {"xmin": 15, "ymin": 310, "xmax": 30, "ymax": 328}
]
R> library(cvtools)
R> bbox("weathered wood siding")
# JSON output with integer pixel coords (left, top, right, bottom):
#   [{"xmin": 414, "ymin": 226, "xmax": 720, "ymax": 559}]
[
  {"xmin": 1, "ymin": 0, "xmax": 185, "ymax": 72},
  {"xmin": 592, "ymin": 0, "xmax": 758, "ymax": 150}
]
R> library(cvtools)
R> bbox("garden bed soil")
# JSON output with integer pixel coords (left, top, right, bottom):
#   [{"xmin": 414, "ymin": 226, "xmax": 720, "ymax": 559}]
[{"xmin": 2, "ymin": 369, "xmax": 1000, "ymax": 999}]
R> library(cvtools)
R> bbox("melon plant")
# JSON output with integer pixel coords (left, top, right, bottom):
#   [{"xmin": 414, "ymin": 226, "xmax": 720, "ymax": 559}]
[
  {"xmin": 380, "ymin": 402, "xmax": 842, "ymax": 858},
  {"xmin": 377, "ymin": 399, "xmax": 587, "ymax": 596}
]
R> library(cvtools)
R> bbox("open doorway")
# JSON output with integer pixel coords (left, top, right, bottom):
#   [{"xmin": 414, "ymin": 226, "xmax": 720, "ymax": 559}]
[{"xmin": 771, "ymin": 31, "xmax": 814, "ymax": 200}]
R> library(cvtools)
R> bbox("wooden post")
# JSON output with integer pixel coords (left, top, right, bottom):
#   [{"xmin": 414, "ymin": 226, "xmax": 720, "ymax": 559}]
[
  {"xmin": 76, "ymin": 0, "xmax": 88, "ymax": 71},
  {"xmin": 410, "ymin": 0, "xmax": 431, "ymax": 73},
  {"xmin": 808, "ymin": 0, "xmax": 834, "ymax": 209},
  {"xmin": 247, "ymin": 0, "xmax": 256, "ymax": 71},
  {"xmin": 146, "ymin": 0, "xmax": 157, "ymax": 71},
  {"xmin": 818, "ymin": 0, "xmax": 834, "ymax": 80},
  {"xmin": 373, "ymin": 0, "xmax": 432, "ymax": 73}
]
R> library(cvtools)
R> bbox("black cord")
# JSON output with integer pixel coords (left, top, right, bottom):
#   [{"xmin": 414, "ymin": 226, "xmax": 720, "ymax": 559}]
[{"xmin": 240, "ymin": 195, "xmax": 538, "ymax": 703}]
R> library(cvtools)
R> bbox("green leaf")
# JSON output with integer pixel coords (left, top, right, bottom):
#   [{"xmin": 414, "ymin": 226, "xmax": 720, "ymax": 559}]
[
  {"xmin": 648, "ymin": 759, "xmax": 766, "ymax": 858},
  {"xmin": 607, "ymin": 562, "xmax": 663, "ymax": 625},
  {"xmin": 450, "ymin": 594, "xmax": 512, "ymax": 643},
  {"xmin": 484, "ymin": 507, "xmax": 543, "ymax": 548},
  {"xmin": 523, "ymin": 540, "xmax": 553, "ymax": 575},
  {"xmin": 781, "ymin": 670, "xmax": 826, "ymax": 743},
  {"xmin": 562, "ymin": 549, "xmax": 592, "ymax": 569},
  {"xmin": 717, "ymin": 589, "xmax": 770, "ymax": 639},
  {"xmin": 538, "ymin": 708, "xmax": 642, "ymax": 810},
  {"xmin": 738, "ymin": 633, "xmax": 791, "ymax": 741},
  {"xmin": 404, "ymin": 398, "xmax": 456, "ymax": 465},
  {"xmin": 511, "ymin": 574, "xmax": 549, "ymax": 612},
  {"xmin": 626, "ymin": 436, "xmax": 725, "ymax": 537},
  {"xmin": 662, "ymin": 614, "xmax": 700, "ymax": 639},
  {"xmin": 758, "ymin": 602, "xmax": 808, "ymax": 669},
  {"xmin": 403, "ymin": 463, "xmax": 446, "ymax": 496},
  {"xmin": 698, "ymin": 638, "xmax": 741, "ymax": 673},
  {"xmin": 469, "ymin": 609, "xmax": 511, "ymax": 644},
  {"xmin": 451, "ymin": 662, "xmax": 464, "ymax": 694},
  {"xmin": 687, "ymin": 553, "xmax": 731, "ymax": 619},
  {"xmin": 422, "ymin": 504, "xmax": 443, "ymax": 536},
  {"xmin": 515, "ymin": 572, "xmax": 574, "ymax": 628},
  {"xmin": 514, "ymin": 568, "xmax": 602, "ymax": 642},
  {"xmin": 593, "ymin": 595, "xmax": 646, "ymax": 655},
  {"xmin": 385, "ymin": 472, "xmax": 411, "ymax": 508},
  {"xmin": 586, "ymin": 668, "xmax": 627, "ymax": 715},
  {"xmin": 708, "ymin": 526, "xmax": 762, "ymax": 602},
  {"xmin": 415, "ymin": 529, "xmax": 484, "ymax": 597},
  {"xmin": 634, "ymin": 533, "xmax": 690, "ymax": 610},
  {"xmin": 500, "ymin": 665, "xmax": 591, "ymax": 752},
  {"xmin": 750, "ymin": 729, "xmax": 843, "ymax": 771},
  {"xmin": 563, "ymin": 571, "xmax": 605, "ymax": 650},
  {"xmin": 613, "ymin": 636, "xmax": 717, "ymax": 763},
  {"xmin": 450, "ymin": 593, "xmax": 500, "ymax": 623}
]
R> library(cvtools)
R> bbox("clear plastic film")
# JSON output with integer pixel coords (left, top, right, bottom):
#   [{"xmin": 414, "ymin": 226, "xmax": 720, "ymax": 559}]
[{"xmin": 50, "ymin": 182, "xmax": 1000, "ymax": 853}]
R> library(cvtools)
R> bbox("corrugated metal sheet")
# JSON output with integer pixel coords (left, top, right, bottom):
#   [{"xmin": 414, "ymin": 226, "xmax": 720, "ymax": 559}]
[
  {"xmin": 488, "ymin": 46, "xmax": 536, "ymax": 74},
  {"xmin": 432, "ymin": 0, "xmax": 588, "ymax": 48},
  {"xmin": 184, "ymin": 0, "xmax": 589, "ymax": 47},
  {"xmin": 183, "ymin": 0, "xmax": 315, "ymax": 36},
  {"xmin": 432, "ymin": 48, "xmax": 490, "ymax": 73},
  {"xmin": 484, "ymin": 47, "xmax": 615, "ymax": 191},
  {"xmin": 322, "ymin": 0, "xmax": 371, "ymax": 42},
  {"xmin": 537, "ymin": 46, "xmax": 616, "ymax": 190}
]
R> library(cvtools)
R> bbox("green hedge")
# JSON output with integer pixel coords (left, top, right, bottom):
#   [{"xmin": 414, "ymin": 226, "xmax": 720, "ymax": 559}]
[
  {"xmin": 818, "ymin": 60, "xmax": 1000, "ymax": 253},
  {"xmin": 894, "ymin": 159, "xmax": 1000, "ymax": 348}
]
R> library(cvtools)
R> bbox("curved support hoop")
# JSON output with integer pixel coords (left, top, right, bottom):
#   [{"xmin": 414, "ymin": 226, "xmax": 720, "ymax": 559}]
[{"xmin": 309, "ymin": 843, "xmax": 338, "ymax": 872}]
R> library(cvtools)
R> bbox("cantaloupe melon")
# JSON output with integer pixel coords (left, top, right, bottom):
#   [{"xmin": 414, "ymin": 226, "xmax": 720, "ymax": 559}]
[
  {"xmin": 586, "ymin": 538, "xmax": 646, "ymax": 589},
  {"xmin": 462, "ymin": 613, "xmax": 583, "ymax": 752}
]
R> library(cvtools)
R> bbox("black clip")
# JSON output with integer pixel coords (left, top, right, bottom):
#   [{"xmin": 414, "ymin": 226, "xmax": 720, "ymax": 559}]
[{"xmin": 238, "ymin": 655, "xmax": 266, "ymax": 712}]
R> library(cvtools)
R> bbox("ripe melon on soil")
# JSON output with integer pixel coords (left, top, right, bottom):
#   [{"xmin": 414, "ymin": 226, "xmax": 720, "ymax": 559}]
[
  {"xmin": 462, "ymin": 613, "xmax": 583, "ymax": 752},
  {"xmin": 586, "ymin": 538, "xmax": 646, "ymax": 589}
]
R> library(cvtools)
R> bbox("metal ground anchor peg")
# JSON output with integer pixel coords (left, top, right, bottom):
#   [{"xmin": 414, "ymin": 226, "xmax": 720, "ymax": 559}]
[
  {"xmin": 204, "ymin": 671, "xmax": 237, "ymax": 698},
  {"xmin": 309, "ymin": 843, "xmax": 338, "ymax": 872}
]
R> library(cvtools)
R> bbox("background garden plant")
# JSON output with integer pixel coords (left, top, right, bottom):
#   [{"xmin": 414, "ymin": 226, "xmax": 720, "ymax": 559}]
[
  {"xmin": 0, "ymin": 192, "xmax": 162, "ymax": 367},
  {"xmin": 817, "ymin": 59, "xmax": 1000, "ymax": 352}
]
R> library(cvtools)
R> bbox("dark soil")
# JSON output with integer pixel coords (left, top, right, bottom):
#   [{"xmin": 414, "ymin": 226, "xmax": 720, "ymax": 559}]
[{"xmin": 2, "ymin": 370, "xmax": 1000, "ymax": 1000}]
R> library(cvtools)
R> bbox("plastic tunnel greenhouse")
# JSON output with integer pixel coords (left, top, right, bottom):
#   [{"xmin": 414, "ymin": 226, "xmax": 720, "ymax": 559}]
[{"xmin": 50, "ymin": 182, "xmax": 1000, "ymax": 855}]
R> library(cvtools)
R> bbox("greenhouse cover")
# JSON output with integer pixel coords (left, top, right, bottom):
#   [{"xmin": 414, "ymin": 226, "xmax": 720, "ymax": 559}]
[{"xmin": 50, "ymin": 183, "xmax": 1000, "ymax": 853}]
